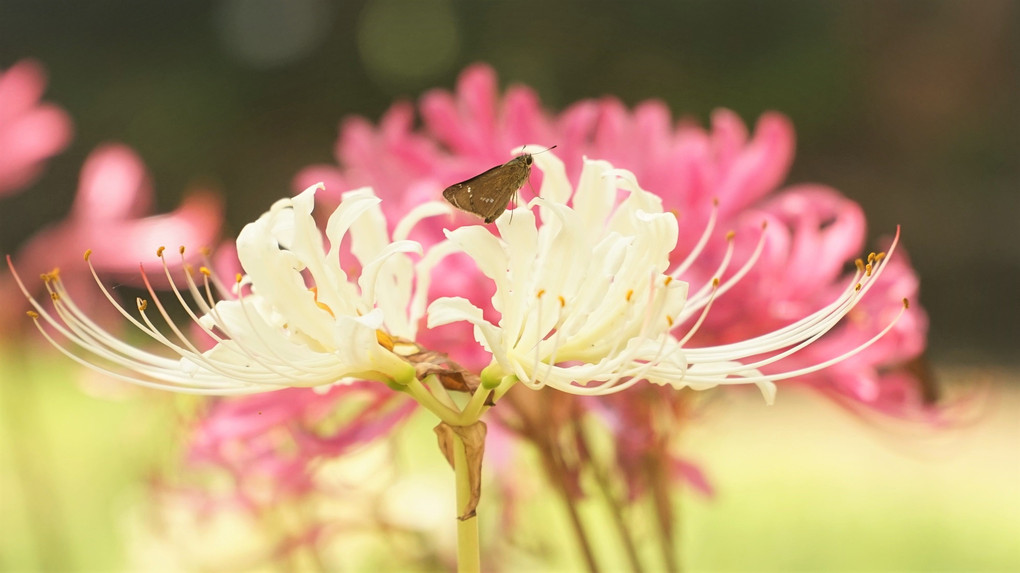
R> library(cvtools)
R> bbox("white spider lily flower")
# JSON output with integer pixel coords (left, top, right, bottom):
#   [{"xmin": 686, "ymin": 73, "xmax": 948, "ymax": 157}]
[
  {"xmin": 10, "ymin": 184, "xmax": 451, "ymax": 394},
  {"xmin": 428, "ymin": 152, "xmax": 907, "ymax": 403}
]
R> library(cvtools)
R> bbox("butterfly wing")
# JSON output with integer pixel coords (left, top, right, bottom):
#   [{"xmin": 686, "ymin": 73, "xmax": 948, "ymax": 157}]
[{"xmin": 442, "ymin": 157, "xmax": 531, "ymax": 223}]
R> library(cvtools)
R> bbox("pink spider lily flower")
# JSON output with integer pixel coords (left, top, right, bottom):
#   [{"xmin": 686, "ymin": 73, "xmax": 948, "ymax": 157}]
[
  {"xmin": 8, "ymin": 184, "xmax": 449, "ymax": 394},
  {"xmin": 0, "ymin": 144, "xmax": 223, "ymax": 337},
  {"xmin": 0, "ymin": 59, "xmax": 72, "ymax": 196}
]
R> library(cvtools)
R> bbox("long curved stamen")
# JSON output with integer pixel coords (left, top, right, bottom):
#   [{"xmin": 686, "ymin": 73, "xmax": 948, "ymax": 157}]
[
  {"xmin": 519, "ymin": 289, "xmax": 550, "ymax": 389},
  {"xmin": 135, "ymin": 263, "xmax": 303, "ymax": 383},
  {"xmin": 7, "ymin": 257, "xmax": 267, "ymax": 392},
  {"xmin": 671, "ymin": 198, "xmax": 719, "ymax": 279},
  {"xmin": 677, "ymin": 278, "xmax": 720, "ymax": 346},
  {"xmin": 682, "ymin": 230, "xmax": 735, "ymax": 315},
  {"xmin": 686, "ymin": 233, "xmax": 899, "ymax": 366},
  {"xmin": 25, "ymin": 313, "xmax": 262, "ymax": 395},
  {"xmin": 223, "ymin": 275, "xmax": 338, "ymax": 380},
  {"xmin": 678, "ymin": 299, "xmax": 910, "ymax": 386},
  {"xmin": 581, "ymin": 324, "xmax": 675, "ymax": 396},
  {"xmin": 559, "ymin": 275, "xmax": 675, "ymax": 395},
  {"xmin": 196, "ymin": 246, "xmax": 241, "ymax": 302},
  {"xmin": 537, "ymin": 294, "xmax": 568, "ymax": 387},
  {"xmin": 156, "ymin": 250, "xmax": 231, "ymax": 347},
  {"xmin": 701, "ymin": 222, "xmax": 768, "ymax": 308}
]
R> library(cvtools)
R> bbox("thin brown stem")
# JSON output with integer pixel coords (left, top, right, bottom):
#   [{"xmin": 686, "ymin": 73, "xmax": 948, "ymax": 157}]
[
  {"xmin": 539, "ymin": 445, "xmax": 601, "ymax": 573},
  {"xmin": 576, "ymin": 422, "xmax": 645, "ymax": 573},
  {"xmin": 503, "ymin": 388, "xmax": 600, "ymax": 572},
  {"xmin": 647, "ymin": 455, "xmax": 680, "ymax": 572}
]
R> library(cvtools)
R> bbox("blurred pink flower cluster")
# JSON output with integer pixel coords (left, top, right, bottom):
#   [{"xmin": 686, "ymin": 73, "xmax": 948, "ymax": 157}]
[
  {"xmin": 2, "ymin": 143, "xmax": 224, "ymax": 336},
  {"xmin": 0, "ymin": 59, "xmax": 72, "ymax": 196},
  {"xmin": 287, "ymin": 64, "xmax": 932, "ymax": 505},
  {"xmin": 186, "ymin": 382, "xmax": 416, "ymax": 508},
  {"xmin": 4, "ymin": 59, "xmax": 933, "ymax": 540},
  {"xmin": 297, "ymin": 63, "xmax": 929, "ymax": 417},
  {"xmin": 187, "ymin": 64, "xmax": 932, "ymax": 520}
]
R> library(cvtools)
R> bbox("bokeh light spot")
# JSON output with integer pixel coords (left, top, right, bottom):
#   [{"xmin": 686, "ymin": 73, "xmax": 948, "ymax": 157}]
[
  {"xmin": 216, "ymin": 0, "xmax": 333, "ymax": 68},
  {"xmin": 356, "ymin": 0, "xmax": 461, "ymax": 88}
]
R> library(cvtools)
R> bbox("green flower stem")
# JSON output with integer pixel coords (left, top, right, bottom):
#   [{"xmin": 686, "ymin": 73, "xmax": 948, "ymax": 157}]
[
  {"xmin": 423, "ymin": 375, "xmax": 461, "ymax": 411},
  {"xmin": 491, "ymin": 375, "xmax": 518, "ymax": 402},
  {"xmin": 453, "ymin": 432, "xmax": 481, "ymax": 573},
  {"xmin": 404, "ymin": 377, "xmax": 463, "ymax": 426},
  {"xmin": 459, "ymin": 381, "xmax": 494, "ymax": 423}
]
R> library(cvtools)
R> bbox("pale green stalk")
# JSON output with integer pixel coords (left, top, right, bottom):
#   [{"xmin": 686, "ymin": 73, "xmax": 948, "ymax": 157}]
[{"xmin": 453, "ymin": 432, "xmax": 481, "ymax": 573}]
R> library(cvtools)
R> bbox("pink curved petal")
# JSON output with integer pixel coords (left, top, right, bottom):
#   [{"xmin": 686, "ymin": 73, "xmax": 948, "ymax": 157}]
[
  {"xmin": 0, "ymin": 60, "xmax": 48, "ymax": 124},
  {"xmin": 71, "ymin": 143, "xmax": 154, "ymax": 221},
  {"xmin": 0, "ymin": 60, "xmax": 73, "ymax": 195},
  {"xmin": 715, "ymin": 111, "xmax": 795, "ymax": 217},
  {"xmin": 83, "ymin": 190, "xmax": 223, "ymax": 280}
]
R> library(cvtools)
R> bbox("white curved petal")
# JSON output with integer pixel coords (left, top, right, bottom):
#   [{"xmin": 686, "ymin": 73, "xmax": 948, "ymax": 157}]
[
  {"xmin": 17, "ymin": 183, "xmax": 435, "ymax": 394},
  {"xmin": 572, "ymin": 158, "xmax": 617, "ymax": 227}
]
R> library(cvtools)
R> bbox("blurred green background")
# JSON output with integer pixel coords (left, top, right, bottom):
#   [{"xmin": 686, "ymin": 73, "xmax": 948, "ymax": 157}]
[{"xmin": 1, "ymin": 1, "xmax": 1018, "ymax": 571}]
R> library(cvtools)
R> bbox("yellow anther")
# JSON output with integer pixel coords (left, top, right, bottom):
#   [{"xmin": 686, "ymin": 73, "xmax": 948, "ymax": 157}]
[
  {"xmin": 179, "ymin": 246, "xmax": 186, "ymax": 255},
  {"xmin": 876, "ymin": 252, "xmax": 887, "ymax": 262},
  {"xmin": 625, "ymin": 289, "xmax": 634, "ymax": 302},
  {"xmin": 664, "ymin": 276, "xmax": 673, "ymax": 286},
  {"xmin": 558, "ymin": 295, "xmax": 565, "ymax": 307},
  {"xmin": 376, "ymin": 329, "xmax": 395, "ymax": 350},
  {"xmin": 84, "ymin": 249, "xmax": 92, "ymax": 261},
  {"xmin": 902, "ymin": 298, "xmax": 909, "ymax": 309},
  {"xmin": 761, "ymin": 220, "xmax": 768, "ymax": 230},
  {"xmin": 199, "ymin": 266, "xmax": 212, "ymax": 277},
  {"xmin": 669, "ymin": 208, "xmax": 681, "ymax": 219},
  {"xmin": 712, "ymin": 277, "xmax": 720, "ymax": 287},
  {"xmin": 725, "ymin": 230, "xmax": 736, "ymax": 241},
  {"xmin": 199, "ymin": 246, "xmax": 211, "ymax": 257},
  {"xmin": 666, "ymin": 315, "xmax": 674, "ymax": 327},
  {"xmin": 50, "ymin": 292, "xmax": 60, "ymax": 301},
  {"xmin": 867, "ymin": 252, "xmax": 876, "ymax": 264},
  {"xmin": 712, "ymin": 197, "xmax": 720, "ymax": 206},
  {"xmin": 865, "ymin": 263, "xmax": 873, "ymax": 277},
  {"xmin": 537, "ymin": 289, "xmax": 546, "ymax": 298},
  {"xmin": 137, "ymin": 299, "xmax": 148, "ymax": 311},
  {"xmin": 26, "ymin": 310, "xmax": 39, "ymax": 318},
  {"xmin": 156, "ymin": 246, "xmax": 166, "ymax": 257},
  {"xmin": 855, "ymin": 283, "xmax": 862, "ymax": 291},
  {"xmin": 235, "ymin": 273, "xmax": 243, "ymax": 284},
  {"xmin": 855, "ymin": 259, "xmax": 865, "ymax": 272},
  {"xmin": 309, "ymin": 286, "xmax": 335, "ymax": 317}
]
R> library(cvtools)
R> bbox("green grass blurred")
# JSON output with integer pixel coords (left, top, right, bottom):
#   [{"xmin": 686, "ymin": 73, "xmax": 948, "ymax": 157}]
[{"xmin": 2, "ymin": 345, "xmax": 1018, "ymax": 572}]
